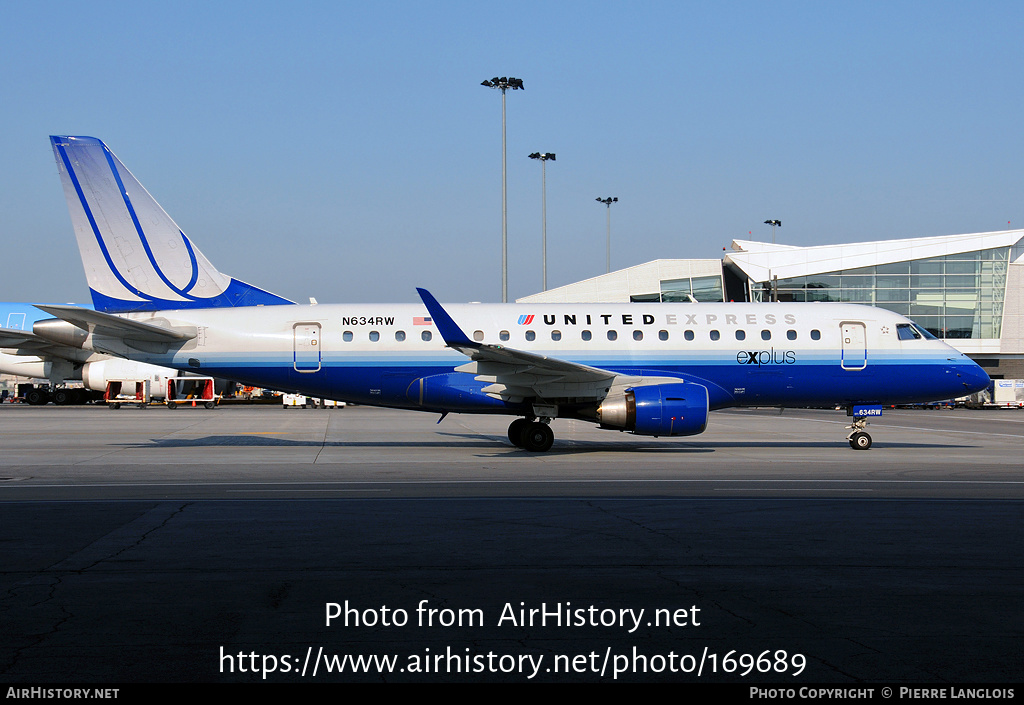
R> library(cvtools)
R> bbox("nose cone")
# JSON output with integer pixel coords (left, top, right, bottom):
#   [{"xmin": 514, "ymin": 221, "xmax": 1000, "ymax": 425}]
[{"xmin": 958, "ymin": 359, "xmax": 991, "ymax": 395}]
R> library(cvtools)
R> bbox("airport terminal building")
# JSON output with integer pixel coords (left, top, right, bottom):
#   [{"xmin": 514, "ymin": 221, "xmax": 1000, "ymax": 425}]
[{"xmin": 518, "ymin": 229, "xmax": 1024, "ymax": 378}]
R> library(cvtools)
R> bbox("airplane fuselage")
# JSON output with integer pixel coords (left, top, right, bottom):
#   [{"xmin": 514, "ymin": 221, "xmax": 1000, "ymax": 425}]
[{"xmin": 106, "ymin": 301, "xmax": 988, "ymax": 415}]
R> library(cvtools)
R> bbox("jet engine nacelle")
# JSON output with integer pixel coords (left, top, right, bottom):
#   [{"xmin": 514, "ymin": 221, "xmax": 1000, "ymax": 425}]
[
  {"xmin": 596, "ymin": 382, "xmax": 710, "ymax": 436},
  {"xmin": 0, "ymin": 353, "xmax": 79, "ymax": 383},
  {"xmin": 81, "ymin": 359, "xmax": 178, "ymax": 399},
  {"xmin": 32, "ymin": 318, "xmax": 88, "ymax": 348}
]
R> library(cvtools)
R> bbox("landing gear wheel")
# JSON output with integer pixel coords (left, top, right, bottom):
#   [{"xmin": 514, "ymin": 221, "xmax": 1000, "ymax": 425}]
[
  {"xmin": 53, "ymin": 389, "xmax": 71, "ymax": 406},
  {"xmin": 521, "ymin": 422, "xmax": 554, "ymax": 453},
  {"xmin": 508, "ymin": 418, "xmax": 530, "ymax": 447},
  {"xmin": 25, "ymin": 389, "xmax": 48, "ymax": 406},
  {"xmin": 849, "ymin": 432, "xmax": 872, "ymax": 450}
]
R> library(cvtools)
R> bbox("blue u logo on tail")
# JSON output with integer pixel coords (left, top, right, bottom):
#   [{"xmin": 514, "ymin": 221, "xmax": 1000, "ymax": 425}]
[{"xmin": 51, "ymin": 136, "xmax": 293, "ymax": 313}]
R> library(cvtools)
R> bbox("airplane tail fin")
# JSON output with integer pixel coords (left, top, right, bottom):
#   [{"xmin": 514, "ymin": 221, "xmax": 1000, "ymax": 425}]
[{"xmin": 50, "ymin": 136, "xmax": 294, "ymax": 312}]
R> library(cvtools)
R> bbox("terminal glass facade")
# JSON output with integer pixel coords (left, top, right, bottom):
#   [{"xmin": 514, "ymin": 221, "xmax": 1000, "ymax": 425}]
[
  {"xmin": 659, "ymin": 275, "xmax": 725, "ymax": 303},
  {"xmin": 755, "ymin": 247, "xmax": 1009, "ymax": 339}
]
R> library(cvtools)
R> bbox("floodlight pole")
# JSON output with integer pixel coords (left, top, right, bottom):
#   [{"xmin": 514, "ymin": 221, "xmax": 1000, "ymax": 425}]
[
  {"xmin": 529, "ymin": 152, "xmax": 555, "ymax": 290},
  {"xmin": 597, "ymin": 197, "xmax": 618, "ymax": 273},
  {"xmin": 481, "ymin": 77, "xmax": 524, "ymax": 302},
  {"xmin": 764, "ymin": 219, "xmax": 782, "ymax": 245}
]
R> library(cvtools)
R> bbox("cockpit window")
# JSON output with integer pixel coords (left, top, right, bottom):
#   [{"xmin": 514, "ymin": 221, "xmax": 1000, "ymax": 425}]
[
  {"xmin": 897, "ymin": 323, "xmax": 921, "ymax": 341},
  {"xmin": 911, "ymin": 322, "xmax": 938, "ymax": 340}
]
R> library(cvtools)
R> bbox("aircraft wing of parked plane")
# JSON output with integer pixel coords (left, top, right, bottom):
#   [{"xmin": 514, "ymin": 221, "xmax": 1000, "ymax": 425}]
[
  {"xmin": 0, "ymin": 326, "xmax": 47, "ymax": 350},
  {"xmin": 34, "ymin": 305, "xmax": 193, "ymax": 341},
  {"xmin": 0, "ymin": 301, "xmax": 187, "ymax": 402},
  {"xmin": 1, "ymin": 302, "xmax": 97, "ymax": 386},
  {"xmin": 34, "ymin": 135, "xmax": 991, "ymax": 448}
]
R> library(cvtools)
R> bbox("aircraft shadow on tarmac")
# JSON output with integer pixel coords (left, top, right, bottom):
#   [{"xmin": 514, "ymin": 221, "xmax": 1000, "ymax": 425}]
[
  {"xmin": 118, "ymin": 432, "xmax": 976, "ymax": 454},
  {"xmin": 119, "ymin": 435, "xmax": 502, "ymax": 449}
]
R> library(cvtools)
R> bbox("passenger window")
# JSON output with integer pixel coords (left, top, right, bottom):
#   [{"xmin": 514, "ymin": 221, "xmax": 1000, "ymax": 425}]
[
  {"xmin": 369, "ymin": 331, "xmax": 380, "ymax": 342},
  {"xmin": 526, "ymin": 330, "xmax": 536, "ymax": 341},
  {"xmin": 343, "ymin": 331, "xmax": 353, "ymax": 342},
  {"xmin": 761, "ymin": 330, "xmax": 771, "ymax": 341},
  {"xmin": 710, "ymin": 330, "xmax": 720, "ymax": 341},
  {"xmin": 735, "ymin": 330, "xmax": 746, "ymax": 341},
  {"xmin": 684, "ymin": 330, "xmax": 694, "ymax": 341},
  {"xmin": 659, "ymin": 330, "xmax": 668, "ymax": 341},
  {"xmin": 499, "ymin": 330, "xmax": 510, "ymax": 341},
  {"xmin": 395, "ymin": 330, "xmax": 406, "ymax": 342},
  {"xmin": 473, "ymin": 330, "xmax": 484, "ymax": 342},
  {"xmin": 421, "ymin": 330, "xmax": 432, "ymax": 342},
  {"xmin": 787, "ymin": 330, "xmax": 797, "ymax": 341},
  {"xmin": 633, "ymin": 330, "xmax": 643, "ymax": 341},
  {"xmin": 810, "ymin": 329, "xmax": 821, "ymax": 341},
  {"xmin": 582, "ymin": 330, "xmax": 592, "ymax": 341},
  {"xmin": 552, "ymin": 330, "xmax": 562, "ymax": 341},
  {"xmin": 607, "ymin": 330, "xmax": 618, "ymax": 341}
]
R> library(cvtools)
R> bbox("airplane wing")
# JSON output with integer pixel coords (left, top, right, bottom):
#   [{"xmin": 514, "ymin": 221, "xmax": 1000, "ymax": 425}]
[
  {"xmin": 34, "ymin": 305, "xmax": 195, "ymax": 343},
  {"xmin": 0, "ymin": 327, "xmax": 45, "ymax": 349},
  {"xmin": 0, "ymin": 326, "xmax": 89, "ymax": 362},
  {"xmin": 30, "ymin": 304, "xmax": 195, "ymax": 358},
  {"xmin": 417, "ymin": 288, "xmax": 616, "ymax": 401}
]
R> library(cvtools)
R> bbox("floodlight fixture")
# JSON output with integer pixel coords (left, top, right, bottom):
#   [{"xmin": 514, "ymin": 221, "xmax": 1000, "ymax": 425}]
[{"xmin": 481, "ymin": 77, "xmax": 525, "ymax": 90}]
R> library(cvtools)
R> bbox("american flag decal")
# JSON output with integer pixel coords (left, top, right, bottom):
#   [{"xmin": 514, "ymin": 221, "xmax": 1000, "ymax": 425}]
[
  {"xmin": 517, "ymin": 314, "xmax": 535, "ymax": 325},
  {"xmin": 413, "ymin": 317, "xmax": 432, "ymax": 326}
]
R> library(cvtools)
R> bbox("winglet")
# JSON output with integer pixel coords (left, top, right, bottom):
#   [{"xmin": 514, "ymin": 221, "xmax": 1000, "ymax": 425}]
[{"xmin": 415, "ymin": 288, "xmax": 478, "ymax": 349}]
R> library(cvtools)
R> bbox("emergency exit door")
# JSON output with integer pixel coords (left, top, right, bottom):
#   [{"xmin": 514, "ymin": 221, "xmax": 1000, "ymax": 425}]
[
  {"xmin": 293, "ymin": 323, "xmax": 321, "ymax": 372},
  {"xmin": 840, "ymin": 321, "xmax": 867, "ymax": 370}
]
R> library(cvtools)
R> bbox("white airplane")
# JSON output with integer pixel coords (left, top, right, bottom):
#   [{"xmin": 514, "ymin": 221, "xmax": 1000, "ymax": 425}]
[
  {"xmin": 31, "ymin": 135, "xmax": 990, "ymax": 449},
  {"xmin": 0, "ymin": 301, "xmax": 183, "ymax": 404}
]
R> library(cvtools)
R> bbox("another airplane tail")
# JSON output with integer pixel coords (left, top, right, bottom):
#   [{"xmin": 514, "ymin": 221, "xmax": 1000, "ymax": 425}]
[{"xmin": 50, "ymin": 136, "xmax": 293, "ymax": 313}]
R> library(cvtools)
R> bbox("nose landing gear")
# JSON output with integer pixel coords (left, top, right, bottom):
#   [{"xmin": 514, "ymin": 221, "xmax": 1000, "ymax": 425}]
[{"xmin": 846, "ymin": 416, "xmax": 872, "ymax": 450}]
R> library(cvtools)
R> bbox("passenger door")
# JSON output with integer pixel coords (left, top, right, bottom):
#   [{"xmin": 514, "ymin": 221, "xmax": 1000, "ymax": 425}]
[
  {"xmin": 293, "ymin": 323, "xmax": 322, "ymax": 372},
  {"xmin": 840, "ymin": 321, "xmax": 867, "ymax": 370}
]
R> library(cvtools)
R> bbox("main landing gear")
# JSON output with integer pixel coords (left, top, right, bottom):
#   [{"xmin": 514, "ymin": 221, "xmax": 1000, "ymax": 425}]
[
  {"xmin": 508, "ymin": 417, "xmax": 554, "ymax": 453},
  {"xmin": 846, "ymin": 416, "xmax": 872, "ymax": 450}
]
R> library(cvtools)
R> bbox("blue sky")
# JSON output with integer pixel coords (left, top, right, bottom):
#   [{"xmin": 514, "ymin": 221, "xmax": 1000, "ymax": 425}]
[{"xmin": 2, "ymin": 1, "xmax": 1022, "ymax": 304}]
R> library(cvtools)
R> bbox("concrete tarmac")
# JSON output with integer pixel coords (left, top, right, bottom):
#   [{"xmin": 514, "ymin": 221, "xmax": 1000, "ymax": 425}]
[
  {"xmin": 0, "ymin": 405, "xmax": 1021, "ymax": 682},
  {"xmin": 2, "ymin": 404, "xmax": 1022, "ymax": 499}
]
